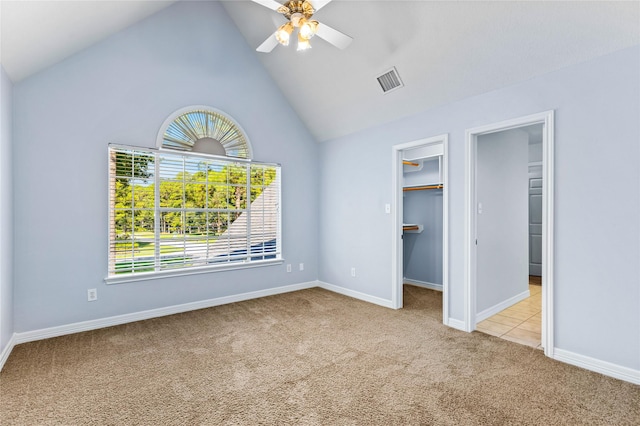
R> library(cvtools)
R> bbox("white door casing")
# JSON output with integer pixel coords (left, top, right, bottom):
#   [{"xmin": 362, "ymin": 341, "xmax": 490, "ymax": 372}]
[
  {"xmin": 465, "ymin": 110, "xmax": 554, "ymax": 356},
  {"xmin": 391, "ymin": 135, "xmax": 449, "ymax": 324}
]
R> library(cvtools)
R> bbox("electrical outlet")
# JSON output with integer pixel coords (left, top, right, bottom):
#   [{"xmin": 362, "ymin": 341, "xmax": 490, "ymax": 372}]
[
  {"xmin": 87, "ymin": 288, "xmax": 97, "ymax": 302},
  {"xmin": 286, "ymin": 264, "xmax": 292, "ymax": 273},
  {"xmin": 299, "ymin": 263, "xmax": 304, "ymax": 271},
  {"xmin": 351, "ymin": 267, "xmax": 356, "ymax": 277}
]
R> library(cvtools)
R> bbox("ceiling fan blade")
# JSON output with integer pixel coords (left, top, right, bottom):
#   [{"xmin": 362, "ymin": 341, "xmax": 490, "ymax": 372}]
[
  {"xmin": 251, "ymin": 0, "xmax": 285, "ymax": 12},
  {"xmin": 315, "ymin": 22, "xmax": 353, "ymax": 50},
  {"xmin": 310, "ymin": 0, "xmax": 333, "ymax": 12},
  {"xmin": 256, "ymin": 33, "xmax": 280, "ymax": 53}
]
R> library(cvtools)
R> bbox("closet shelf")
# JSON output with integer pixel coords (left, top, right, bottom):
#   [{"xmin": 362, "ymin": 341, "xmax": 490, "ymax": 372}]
[
  {"xmin": 403, "ymin": 224, "xmax": 424, "ymax": 233},
  {"xmin": 403, "ymin": 184, "xmax": 443, "ymax": 192}
]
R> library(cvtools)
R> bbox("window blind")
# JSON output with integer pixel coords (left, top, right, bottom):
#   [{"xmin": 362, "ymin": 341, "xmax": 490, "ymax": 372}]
[{"xmin": 108, "ymin": 145, "xmax": 281, "ymax": 278}]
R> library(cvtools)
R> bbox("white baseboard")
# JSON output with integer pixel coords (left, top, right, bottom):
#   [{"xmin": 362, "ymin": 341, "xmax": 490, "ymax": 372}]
[
  {"xmin": 553, "ymin": 348, "xmax": 640, "ymax": 385},
  {"xmin": 476, "ymin": 289, "xmax": 530, "ymax": 323},
  {"xmin": 0, "ymin": 333, "xmax": 16, "ymax": 371},
  {"xmin": 13, "ymin": 281, "xmax": 317, "ymax": 345},
  {"xmin": 446, "ymin": 318, "xmax": 468, "ymax": 332},
  {"xmin": 403, "ymin": 278, "xmax": 442, "ymax": 292},
  {"xmin": 317, "ymin": 281, "xmax": 394, "ymax": 309}
]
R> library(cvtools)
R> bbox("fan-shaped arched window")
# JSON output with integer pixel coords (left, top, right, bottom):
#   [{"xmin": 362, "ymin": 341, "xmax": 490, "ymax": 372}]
[{"xmin": 157, "ymin": 106, "xmax": 252, "ymax": 159}]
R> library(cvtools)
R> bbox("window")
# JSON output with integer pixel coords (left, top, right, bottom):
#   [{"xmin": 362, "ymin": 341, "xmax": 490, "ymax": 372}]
[
  {"xmin": 157, "ymin": 106, "xmax": 252, "ymax": 159},
  {"xmin": 107, "ymin": 145, "xmax": 281, "ymax": 283}
]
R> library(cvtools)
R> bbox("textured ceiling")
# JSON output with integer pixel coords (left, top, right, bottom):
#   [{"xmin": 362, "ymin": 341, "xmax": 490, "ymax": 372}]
[{"xmin": 2, "ymin": 1, "xmax": 639, "ymax": 142}]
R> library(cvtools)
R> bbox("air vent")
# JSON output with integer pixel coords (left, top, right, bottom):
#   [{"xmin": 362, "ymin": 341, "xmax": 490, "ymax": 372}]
[{"xmin": 377, "ymin": 67, "xmax": 404, "ymax": 94}]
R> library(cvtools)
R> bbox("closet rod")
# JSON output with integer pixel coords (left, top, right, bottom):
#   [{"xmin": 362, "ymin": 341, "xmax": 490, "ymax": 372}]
[
  {"xmin": 402, "ymin": 161, "xmax": 420, "ymax": 166},
  {"xmin": 403, "ymin": 225, "xmax": 420, "ymax": 231},
  {"xmin": 403, "ymin": 184, "xmax": 443, "ymax": 192}
]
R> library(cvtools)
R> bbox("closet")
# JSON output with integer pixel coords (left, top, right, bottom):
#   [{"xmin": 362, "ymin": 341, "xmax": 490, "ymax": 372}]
[{"xmin": 402, "ymin": 144, "xmax": 444, "ymax": 291}]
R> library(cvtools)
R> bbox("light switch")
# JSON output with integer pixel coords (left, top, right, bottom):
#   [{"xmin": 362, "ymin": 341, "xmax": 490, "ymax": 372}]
[{"xmin": 385, "ymin": 203, "xmax": 391, "ymax": 214}]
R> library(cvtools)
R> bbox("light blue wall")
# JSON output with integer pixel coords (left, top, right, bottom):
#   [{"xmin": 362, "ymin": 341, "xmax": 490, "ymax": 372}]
[
  {"xmin": 0, "ymin": 66, "xmax": 14, "ymax": 353},
  {"xmin": 319, "ymin": 46, "xmax": 640, "ymax": 370},
  {"xmin": 12, "ymin": 1, "xmax": 319, "ymax": 332},
  {"xmin": 476, "ymin": 129, "xmax": 529, "ymax": 313},
  {"xmin": 403, "ymin": 190, "xmax": 443, "ymax": 285}
]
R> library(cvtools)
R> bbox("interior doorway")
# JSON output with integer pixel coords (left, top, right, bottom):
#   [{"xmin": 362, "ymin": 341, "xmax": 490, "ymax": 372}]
[
  {"xmin": 391, "ymin": 135, "xmax": 449, "ymax": 324},
  {"xmin": 465, "ymin": 111, "xmax": 554, "ymax": 356},
  {"xmin": 474, "ymin": 124, "xmax": 543, "ymax": 348}
]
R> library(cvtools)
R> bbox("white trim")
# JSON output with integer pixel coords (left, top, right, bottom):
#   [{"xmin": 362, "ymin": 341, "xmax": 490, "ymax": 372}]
[
  {"xmin": 391, "ymin": 134, "xmax": 449, "ymax": 318},
  {"xmin": 442, "ymin": 136, "xmax": 449, "ymax": 324},
  {"xmin": 553, "ymin": 348, "xmax": 640, "ymax": 385},
  {"xmin": 155, "ymin": 105, "xmax": 254, "ymax": 159},
  {"xmin": 446, "ymin": 318, "xmax": 467, "ymax": 332},
  {"xmin": 464, "ymin": 110, "xmax": 555, "ymax": 354},
  {"xmin": 541, "ymin": 112, "xmax": 555, "ymax": 357},
  {"xmin": 105, "ymin": 259, "xmax": 284, "ymax": 285},
  {"xmin": 0, "ymin": 333, "xmax": 16, "ymax": 372},
  {"xmin": 475, "ymin": 290, "xmax": 530, "ymax": 323},
  {"xmin": 13, "ymin": 281, "xmax": 317, "ymax": 345},
  {"xmin": 318, "ymin": 281, "xmax": 395, "ymax": 309},
  {"xmin": 464, "ymin": 127, "xmax": 475, "ymax": 332},
  {"xmin": 403, "ymin": 279, "xmax": 442, "ymax": 292},
  {"xmin": 391, "ymin": 147, "xmax": 402, "ymax": 309},
  {"xmin": 109, "ymin": 143, "xmax": 278, "ymax": 166}
]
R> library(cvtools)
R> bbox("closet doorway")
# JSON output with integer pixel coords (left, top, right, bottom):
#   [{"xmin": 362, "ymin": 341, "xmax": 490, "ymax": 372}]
[
  {"xmin": 391, "ymin": 135, "xmax": 449, "ymax": 324},
  {"xmin": 464, "ymin": 111, "xmax": 554, "ymax": 356}
]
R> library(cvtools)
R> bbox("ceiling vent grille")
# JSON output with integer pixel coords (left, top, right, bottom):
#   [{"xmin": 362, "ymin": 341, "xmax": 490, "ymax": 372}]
[{"xmin": 377, "ymin": 67, "xmax": 404, "ymax": 94}]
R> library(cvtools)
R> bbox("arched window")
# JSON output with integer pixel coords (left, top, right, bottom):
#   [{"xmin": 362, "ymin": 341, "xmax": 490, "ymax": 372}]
[
  {"xmin": 107, "ymin": 107, "xmax": 281, "ymax": 283},
  {"xmin": 157, "ymin": 106, "xmax": 253, "ymax": 159}
]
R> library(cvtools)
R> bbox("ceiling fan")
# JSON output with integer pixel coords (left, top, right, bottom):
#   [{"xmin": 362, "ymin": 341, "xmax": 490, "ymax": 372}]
[{"xmin": 252, "ymin": 0, "xmax": 353, "ymax": 52}]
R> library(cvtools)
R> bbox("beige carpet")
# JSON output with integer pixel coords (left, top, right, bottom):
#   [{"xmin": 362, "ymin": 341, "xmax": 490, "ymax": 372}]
[{"xmin": 1, "ymin": 286, "xmax": 638, "ymax": 425}]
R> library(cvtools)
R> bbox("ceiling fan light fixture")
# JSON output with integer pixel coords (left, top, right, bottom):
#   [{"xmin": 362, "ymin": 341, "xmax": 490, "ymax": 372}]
[
  {"xmin": 252, "ymin": 0, "xmax": 353, "ymax": 53},
  {"xmin": 290, "ymin": 12, "xmax": 304, "ymax": 27},
  {"xmin": 299, "ymin": 19, "xmax": 318, "ymax": 40},
  {"xmin": 275, "ymin": 22, "xmax": 294, "ymax": 46},
  {"xmin": 297, "ymin": 33, "xmax": 312, "ymax": 51}
]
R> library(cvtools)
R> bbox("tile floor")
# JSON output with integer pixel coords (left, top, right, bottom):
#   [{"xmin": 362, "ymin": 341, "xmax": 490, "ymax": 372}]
[{"xmin": 476, "ymin": 278, "xmax": 542, "ymax": 349}]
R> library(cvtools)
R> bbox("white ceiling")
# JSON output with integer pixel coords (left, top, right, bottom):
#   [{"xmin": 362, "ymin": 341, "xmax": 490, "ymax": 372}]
[
  {"xmin": 2, "ymin": 1, "xmax": 639, "ymax": 142},
  {"xmin": 0, "ymin": 0, "xmax": 178, "ymax": 82},
  {"xmin": 223, "ymin": 0, "xmax": 640, "ymax": 141}
]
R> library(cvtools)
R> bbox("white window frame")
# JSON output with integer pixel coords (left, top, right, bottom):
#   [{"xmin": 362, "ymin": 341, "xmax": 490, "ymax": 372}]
[{"xmin": 105, "ymin": 144, "xmax": 282, "ymax": 284}]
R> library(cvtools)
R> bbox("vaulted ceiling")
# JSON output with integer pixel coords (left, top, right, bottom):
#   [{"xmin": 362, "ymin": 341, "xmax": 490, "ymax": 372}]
[
  {"xmin": 2, "ymin": 0, "xmax": 639, "ymax": 142},
  {"xmin": 0, "ymin": 1, "xmax": 178, "ymax": 82}
]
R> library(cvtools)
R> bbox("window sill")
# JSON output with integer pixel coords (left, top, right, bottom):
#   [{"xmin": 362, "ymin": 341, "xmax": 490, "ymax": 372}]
[{"xmin": 104, "ymin": 258, "xmax": 284, "ymax": 285}]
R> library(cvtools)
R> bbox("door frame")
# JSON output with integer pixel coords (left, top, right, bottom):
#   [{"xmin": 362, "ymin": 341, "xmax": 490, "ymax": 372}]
[
  {"xmin": 464, "ymin": 110, "xmax": 554, "ymax": 356},
  {"xmin": 391, "ymin": 134, "xmax": 449, "ymax": 324}
]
